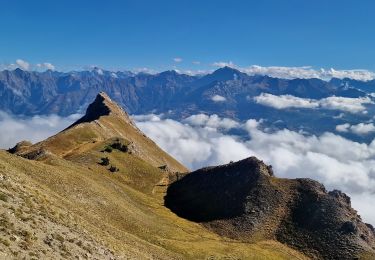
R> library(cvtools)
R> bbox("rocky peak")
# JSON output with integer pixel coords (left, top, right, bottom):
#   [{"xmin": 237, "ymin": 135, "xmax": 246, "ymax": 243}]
[
  {"xmin": 13, "ymin": 91, "xmax": 188, "ymax": 174},
  {"xmin": 7, "ymin": 140, "xmax": 33, "ymax": 154},
  {"xmin": 164, "ymin": 157, "xmax": 274, "ymax": 222},
  {"xmin": 205, "ymin": 157, "xmax": 274, "ymax": 177},
  {"xmin": 70, "ymin": 92, "xmax": 131, "ymax": 127}
]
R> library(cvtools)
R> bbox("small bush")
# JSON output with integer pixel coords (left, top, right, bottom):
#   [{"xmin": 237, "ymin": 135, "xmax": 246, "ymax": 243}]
[
  {"xmin": 102, "ymin": 146, "xmax": 113, "ymax": 153},
  {"xmin": 52, "ymin": 233, "xmax": 64, "ymax": 242},
  {"xmin": 0, "ymin": 238, "xmax": 10, "ymax": 246},
  {"xmin": 109, "ymin": 165, "xmax": 119, "ymax": 173},
  {"xmin": 0, "ymin": 192, "xmax": 8, "ymax": 202},
  {"xmin": 158, "ymin": 165, "xmax": 169, "ymax": 171},
  {"xmin": 102, "ymin": 140, "xmax": 129, "ymax": 153},
  {"xmin": 99, "ymin": 157, "xmax": 110, "ymax": 166},
  {"xmin": 111, "ymin": 142, "xmax": 128, "ymax": 152}
]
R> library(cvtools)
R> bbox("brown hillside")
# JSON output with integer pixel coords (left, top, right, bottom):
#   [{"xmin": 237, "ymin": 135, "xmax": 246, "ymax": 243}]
[
  {"xmin": 13, "ymin": 92, "xmax": 187, "ymax": 173},
  {"xmin": 1, "ymin": 93, "xmax": 308, "ymax": 259}
]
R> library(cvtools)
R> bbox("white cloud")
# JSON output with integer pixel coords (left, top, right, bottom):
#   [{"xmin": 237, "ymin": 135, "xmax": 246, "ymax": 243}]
[
  {"xmin": 0, "ymin": 60, "xmax": 55, "ymax": 71},
  {"xmin": 2, "ymin": 110, "xmax": 375, "ymax": 224},
  {"xmin": 212, "ymin": 61, "xmax": 236, "ymax": 68},
  {"xmin": 336, "ymin": 123, "xmax": 350, "ymax": 133},
  {"xmin": 0, "ymin": 111, "xmax": 81, "ymax": 149},
  {"xmin": 211, "ymin": 95, "xmax": 227, "ymax": 102},
  {"xmin": 209, "ymin": 62, "xmax": 375, "ymax": 81},
  {"xmin": 183, "ymin": 114, "xmax": 239, "ymax": 130},
  {"xmin": 154, "ymin": 65, "xmax": 375, "ymax": 80},
  {"xmin": 133, "ymin": 67, "xmax": 158, "ymax": 74},
  {"xmin": 96, "ymin": 68, "xmax": 104, "ymax": 75},
  {"xmin": 134, "ymin": 114, "xmax": 375, "ymax": 224},
  {"xmin": 36, "ymin": 62, "xmax": 55, "ymax": 70},
  {"xmin": 319, "ymin": 96, "xmax": 373, "ymax": 113},
  {"xmin": 179, "ymin": 69, "xmax": 210, "ymax": 76},
  {"xmin": 254, "ymin": 93, "xmax": 373, "ymax": 113},
  {"xmin": 182, "ymin": 65, "xmax": 375, "ymax": 80},
  {"xmin": 132, "ymin": 114, "xmax": 162, "ymax": 122},
  {"xmin": 242, "ymin": 65, "xmax": 375, "ymax": 81},
  {"xmin": 336, "ymin": 123, "xmax": 375, "ymax": 135},
  {"xmin": 1, "ymin": 60, "xmax": 375, "ymax": 81},
  {"xmin": 173, "ymin": 57, "xmax": 183, "ymax": 63},
  {"xmin": 351, "ymin": 123, "xmax": 375, "ymax": 135},
  {"xmin": 253, "ymin": 93, "xmax": 318, "ymax": 109},
  {"xmin": 15, "ymin": 59, "xmax": 30, "ymax": 70}
]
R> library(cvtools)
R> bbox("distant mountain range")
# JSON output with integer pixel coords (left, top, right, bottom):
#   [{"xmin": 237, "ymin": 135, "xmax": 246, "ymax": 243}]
[
  {"xmin": 0, "ymin": 66, "xmax": 371, "ymax": 116},
  {"xmin": 1, "ymin": 66, "xmax": 375, "ymax": 141}
]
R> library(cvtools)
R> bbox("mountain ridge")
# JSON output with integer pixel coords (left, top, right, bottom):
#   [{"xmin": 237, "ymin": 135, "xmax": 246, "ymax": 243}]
[
  {"xmin": 11, "ymin": 92, "xmax": 187, "ymax": 173},
  {"xmin": 0, "ymin": 67, "xmax": 368, "ymax": 118}
]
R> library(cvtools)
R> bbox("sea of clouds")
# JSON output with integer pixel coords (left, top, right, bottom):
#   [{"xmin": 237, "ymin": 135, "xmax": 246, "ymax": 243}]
[
  {"xmin": 0, "ymin": 111, "xmax": 374, "ymax": 224},
  {"xmin": 0, "ymin": 111, "xmax": 81, "ymax": 149},
  {"xmin": 253, "ymin": 93, "xmax": 373, "ymax": 113},
  {"xmin": 134, "ymin": 113, "xmax": 375, "ymax": 224}
]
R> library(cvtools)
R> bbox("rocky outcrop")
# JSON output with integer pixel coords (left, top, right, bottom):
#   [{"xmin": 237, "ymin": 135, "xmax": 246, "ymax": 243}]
[
  {"xmin": 7, "ymin": 140, "xmax": 32, "ymax": 154},
  {"xmin": 165, "ymin": 157, "xmax": 375, "ymax": 259},
  {"xmin": 68, "ymin": 92, "xmax": 135, "ymax": 128}
]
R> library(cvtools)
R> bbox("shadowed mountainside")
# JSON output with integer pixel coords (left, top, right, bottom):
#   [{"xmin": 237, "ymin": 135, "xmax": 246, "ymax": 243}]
[{"xmin": 165, "ymin": 157, "xmax": 375, "ymax": 260}]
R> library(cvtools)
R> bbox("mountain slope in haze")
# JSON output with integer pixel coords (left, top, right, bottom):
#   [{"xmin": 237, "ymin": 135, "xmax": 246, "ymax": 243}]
[
  {"xmin": 1, "ymin": 92, "xmax": 308, "ymax": 259},
  {"xmin": 165, "ymin": 157, "xmax": 375, "ymax": 260},
  {"xmin": 0, "ymin": 67, "xmax": 368, "ymax": 118},
  {"xmin": 3, "ymin": 67, "xmax": 375, "ymax": 143}
]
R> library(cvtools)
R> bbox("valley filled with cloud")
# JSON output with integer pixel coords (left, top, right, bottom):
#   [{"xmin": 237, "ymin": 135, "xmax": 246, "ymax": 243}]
[
  {"xmin": 1, "ymin": 111, "xmax": 375, "ymax": 225},
  {"xmin": 0, "ymin": 111, "xmax": 81, "ymax": 149},
  {"xmin": 134, "ymin": 113, "xmax": 375, "ymax": 225},
  {"xmin": 254, "ymin": 93, "xmax": 373, "ymax": 113}
]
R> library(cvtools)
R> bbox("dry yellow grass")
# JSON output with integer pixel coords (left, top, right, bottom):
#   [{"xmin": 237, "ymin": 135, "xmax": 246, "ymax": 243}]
[
  {"xmin": 1, "ymin": 93, "xmax": 310, "ymax": 259},
  {"xmin": 0, "ymin": 150, "xmax": 309, "ymax": 259}
]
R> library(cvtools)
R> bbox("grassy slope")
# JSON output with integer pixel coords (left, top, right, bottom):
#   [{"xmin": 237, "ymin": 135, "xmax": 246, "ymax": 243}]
[
  {"xmin": 2, "ymin": 94, "xmax": 309, "ymax": 259},
  {"xmin": 0, "ymin": 149, "xmax": 309, "ymax": 259},
  {"xmin": 20, "ymin": 115, "xmax": 188, "ymax": 174}
]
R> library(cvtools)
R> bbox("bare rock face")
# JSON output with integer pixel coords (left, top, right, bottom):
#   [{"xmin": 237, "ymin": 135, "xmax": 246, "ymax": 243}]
[
  {"xmin": 68, "ymin": 92, "xmax": 134, "ymax": 128},
  {"xmin": 7, "ymin": 140, "xmax": 32, "ymax": 154},
  {"xmin": 165, "ymin": 157, "xmax": 375, "ymax": 259}
]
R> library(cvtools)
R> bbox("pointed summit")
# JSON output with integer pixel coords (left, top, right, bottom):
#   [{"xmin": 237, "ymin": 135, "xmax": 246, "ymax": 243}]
[
  {"xmin": 196, "ymin": 66, "xmax": 247, "ymax": 87},
  {"xmin": 70, "ymin": 92, "xmax": 132, "ymax": 127},
  {"xmin": 15, "ymin": 92, "xmax": 187, "ymax": 173}
]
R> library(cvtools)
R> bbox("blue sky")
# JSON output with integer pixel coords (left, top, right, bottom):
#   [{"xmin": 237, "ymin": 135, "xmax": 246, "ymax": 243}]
[{"xmin": 1, "ymin": 0, "xmax": 375, "ymax": 71}]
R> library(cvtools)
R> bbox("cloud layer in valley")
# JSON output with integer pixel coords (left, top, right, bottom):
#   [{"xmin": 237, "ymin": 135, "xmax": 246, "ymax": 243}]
[
  {"xmin": 134, "ymin": 113, "xmax": 375, "ymax": 224},
  {"xmin": 336, "ymin": 123, "xmax": 375, "ymax": 135},
  {"xmin": 0, "ymin": 111, "xmax": 374, "ymax": 224},
  {"xmin": 0, "ymin": 111, "xmax": 80, "ymax": 149},
  {"xmin": 254, "ymin": 93, "xmax": 373, "ymax": 113},
  {"xmin": 211, "ymin": 94, "xmax": 227, "ymax": 102}
]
